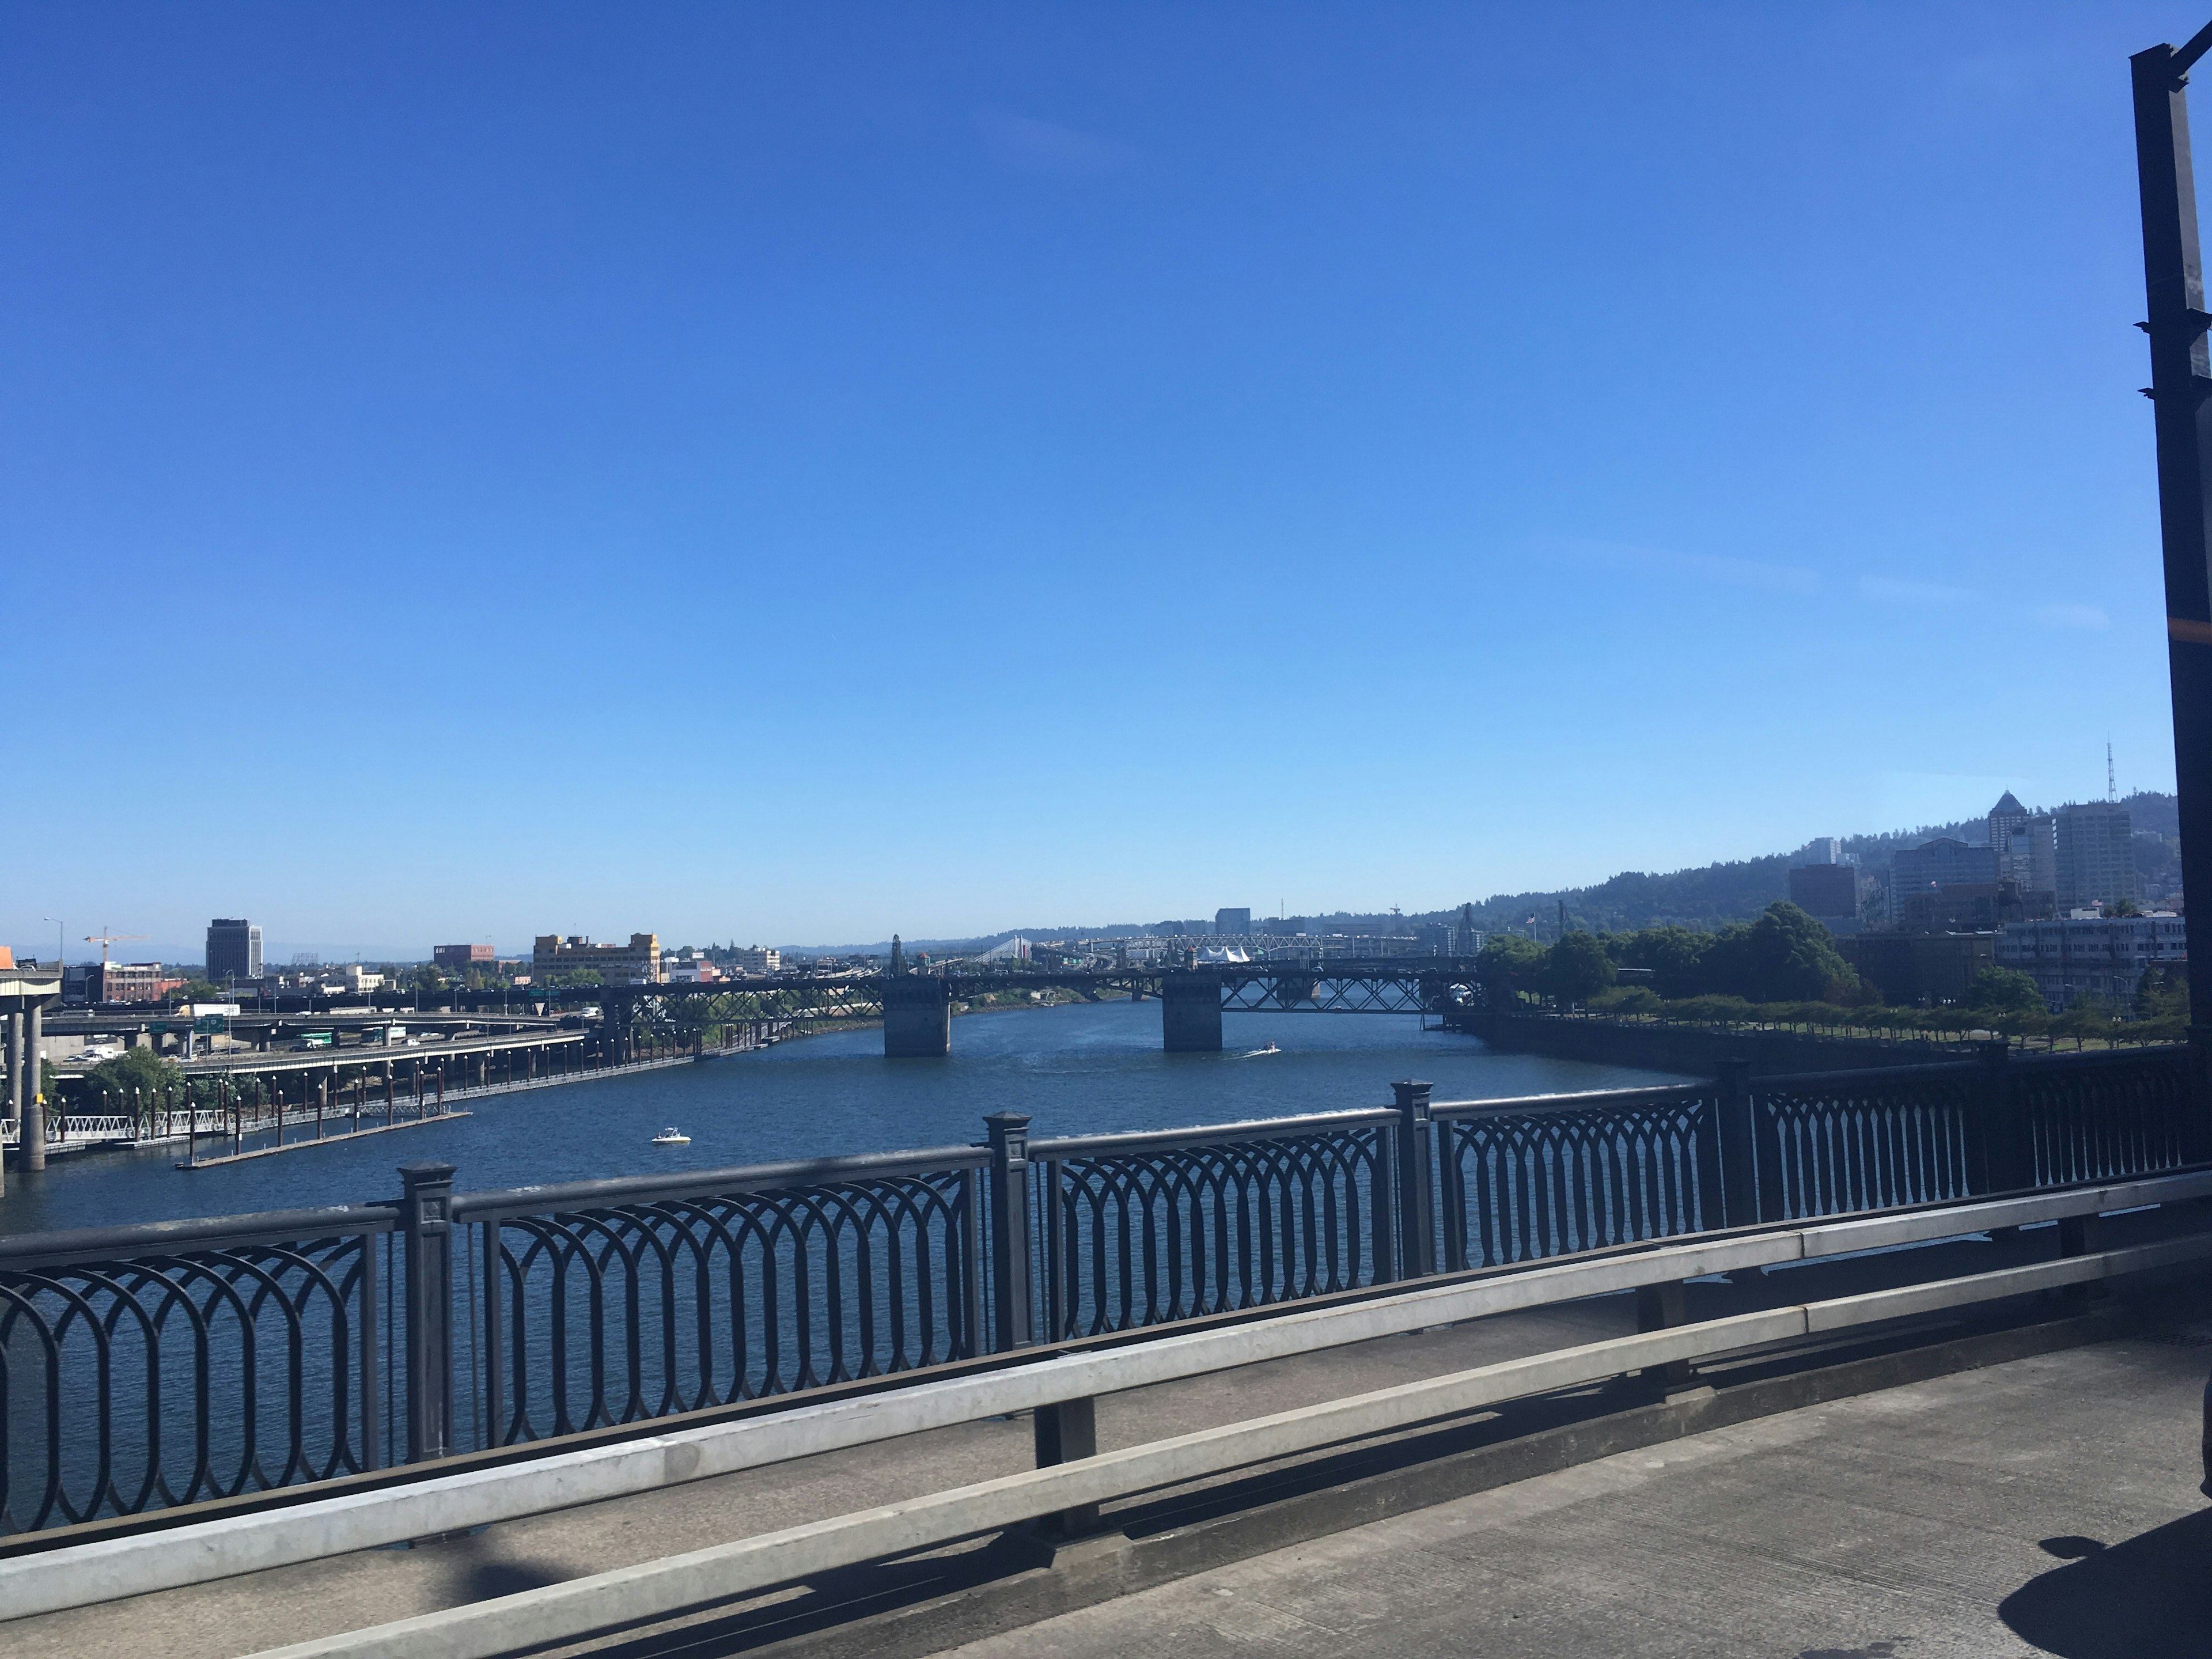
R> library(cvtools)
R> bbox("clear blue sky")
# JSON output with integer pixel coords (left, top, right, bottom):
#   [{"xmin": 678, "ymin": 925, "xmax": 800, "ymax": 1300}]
[{"xmin": 0, "ymin": 3, "xmax": 2193, "ymax": 958}]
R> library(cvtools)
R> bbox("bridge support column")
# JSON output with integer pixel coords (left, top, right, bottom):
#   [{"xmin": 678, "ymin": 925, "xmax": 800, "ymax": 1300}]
[
  {"xmin": 5, "ymin": 1009, "xmax": 20, "ymax": 1129},
  {"xmin": 22, "ymin": 1002, "xmax": 44, "ymax": 1172},
  {"xmin": 884, "ymin": 978, "xmax": 952, "ymax": 1058},
  {"xmin": 1161, "ymin": 970, "xmax": 1222, "ymax": 1052}
]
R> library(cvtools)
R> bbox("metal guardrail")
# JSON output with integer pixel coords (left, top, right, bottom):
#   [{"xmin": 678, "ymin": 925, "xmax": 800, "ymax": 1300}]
[
  {"xmin": 10, "ymin": 1164, "xmax": 2211, "ymax": 1642},
  {"xmin": 0, "ymin": 1043, "xmax": 2198, "ymax": 1539}
]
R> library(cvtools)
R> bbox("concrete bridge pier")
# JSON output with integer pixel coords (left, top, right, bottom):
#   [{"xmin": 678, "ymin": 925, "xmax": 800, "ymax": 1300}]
[
  {"xmin": 883, "ymin": 977, "xmax": 952, "ymax": 1058},
  {"xmin": 1161, "ymin": 970, "xmax": 1223, "ymax": 1052}
]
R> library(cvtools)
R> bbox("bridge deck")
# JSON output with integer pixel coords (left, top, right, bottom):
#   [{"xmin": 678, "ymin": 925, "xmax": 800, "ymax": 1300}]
[
  {"xmin": 944, "ymin": 1335, "xmax": 2207, "ymax": 1659},
  {"xmin": 7, "ymin": 1208, "xmax": 2206, "ymax": 1659}
]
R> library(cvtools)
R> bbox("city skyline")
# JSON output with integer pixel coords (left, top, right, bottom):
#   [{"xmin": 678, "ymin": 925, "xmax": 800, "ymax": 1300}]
[{"xmin": 1, "ymin": 4, "xmax": 2190, "ymax": 946}]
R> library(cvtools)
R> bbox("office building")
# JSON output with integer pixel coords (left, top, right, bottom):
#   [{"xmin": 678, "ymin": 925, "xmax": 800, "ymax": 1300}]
[
  {"xmin": 532, "ymin": 933, "xmax": 663, "ymax": 984},
  {"xmin": 1787, "ymin": 863, "xmax": 1858, "ymax": 919},
  {"xmin": 86, "ymin": 962, "xmax": 184, "ymax": 1004},
  {"xmin": 2056, "ymin": 802, "xmax": 2139, "ymax": 912},
  {"xmin": 1214, "ymin": 907, "xmax": 1253, "ymax": 936},
  {"xmin": 206, "ymin": 918, "xmax": 262, "ymax": 983},
  {"xmin": 735, "ymin": 946, "xmax": 781, "ymax": 975},
  {"xmin": 1997, "ymin": 912, "xmax": 2187, "ymax": 1009},
  {"xmin": 1798, "ymin": 838, "xmax": 1844, "ymax": 866},
  {"xmin": 1888, "ymin": 838, "xmax": 1997, "ymax": 925},
  {"xmin": 434, "ymin": 944, "xmax": 496, "ymax": 971},
  {"xmin": 1986, "ymin": 793, "xmax": 2058, "ymax": 905},
  {"xmin": 1836, "ymin": 933, "xmax": 1995, "ymax": 1006}
]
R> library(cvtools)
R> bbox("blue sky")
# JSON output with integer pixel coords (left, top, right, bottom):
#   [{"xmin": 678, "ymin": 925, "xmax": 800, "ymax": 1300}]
[{"xmin": 0, "ymin": 3, "xmax": 2193, "ymax": 958}]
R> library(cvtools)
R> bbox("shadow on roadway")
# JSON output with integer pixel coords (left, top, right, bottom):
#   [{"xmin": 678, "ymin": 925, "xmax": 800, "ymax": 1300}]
[{"xmin": 2000, "ymin": 1509, "xmax": 2212, "ymax": 1656}]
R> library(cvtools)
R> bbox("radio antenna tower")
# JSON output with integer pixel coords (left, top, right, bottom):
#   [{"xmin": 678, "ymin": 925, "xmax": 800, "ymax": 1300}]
[{"xmin": 2108, "ymin": 740, "xmax": 2118, "ymax": 802}]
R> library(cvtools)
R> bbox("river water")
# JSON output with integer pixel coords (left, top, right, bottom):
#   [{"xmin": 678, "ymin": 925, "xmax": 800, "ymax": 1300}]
[{"xmin": 0, "ymin": 1002, "xmax": 1686, "ymax": 1235}]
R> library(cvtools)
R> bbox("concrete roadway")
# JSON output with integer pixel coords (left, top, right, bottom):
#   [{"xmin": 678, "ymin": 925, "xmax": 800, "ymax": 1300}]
[{"xmin": 943, "ymin": 1336, "xmax": 2212, "ymax": 1659}]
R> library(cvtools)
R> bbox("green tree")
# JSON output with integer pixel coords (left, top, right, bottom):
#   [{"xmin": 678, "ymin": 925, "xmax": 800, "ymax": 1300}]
[
  {"xmin": 1476, "ymin": 935, "xmax": 1544, "ymax": 1004},
  {"xmin": 2104, "ymin": 897, "xmax": 2145, "ymax": 918},
  {"xmin": 1610, "ymin": 925, "xmax": 1714, "ymax": 1000},
  {"xmin": 1967, "ymin": 967, "xmax": 2043, "ymax": 1016},
  {"xmin": 1540, "ymin": 931, "xmax": 1615, "ymax": 1005},
  {"xmin": 79, "ymin": 1047, "xmax": 181, "ymax": 1117},
  {"xmin": 1729, "ymin": 903, "xmax": 1854, "ymax": 1002},
  {"xmin": 2135, "ymin": 965, "xmax": 2190, "ymax": 1021}
]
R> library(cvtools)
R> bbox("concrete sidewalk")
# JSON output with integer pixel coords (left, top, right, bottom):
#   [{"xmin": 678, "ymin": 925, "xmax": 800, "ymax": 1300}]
[{"xmin": 940, "ymin": 1335, "xmax": 2212, "ymax": 1658}]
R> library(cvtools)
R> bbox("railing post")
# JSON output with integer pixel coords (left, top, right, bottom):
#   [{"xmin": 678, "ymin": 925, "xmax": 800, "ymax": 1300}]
[
  {"xmin": 2187, "ymin": 1027, "xmax": 2212, "ymax": 1162},
  {"xmin": 1391, "ymin": 1080, "xmax": 1435, "ymax": 1280},
  {"xmin": 1715, "ymin": 1059, "xmax": 1761, "ymax": 1228},
  {"xmin": 983, "ymin": 1112, "xmax": 1033, "ymax": 1351},
  {"xmin": 399, "ymin": 1161, "xmax": 457, "ymax": 1463},
  {"xmin": 1977, "ymin": 1040, "xmax": 2032, "ymax": 1194}
]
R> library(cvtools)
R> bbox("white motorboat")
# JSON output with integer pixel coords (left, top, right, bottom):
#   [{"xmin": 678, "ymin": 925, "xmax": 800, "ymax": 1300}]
[
  {"xmin": 1241, "ymin": 1042, "xmax": 1281, "ymax": 1058},
  {"xmin": 652, "ymin": 1127, "xmax": 691, "ymax": 1146}
]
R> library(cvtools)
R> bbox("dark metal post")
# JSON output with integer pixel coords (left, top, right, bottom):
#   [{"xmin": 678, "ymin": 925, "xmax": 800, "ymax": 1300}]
[
  {"xmin": 1391, "ymin": 1080, "xmax": 1436, "ymax": 1279},
  {"xmin": 1032, "ymin": 1395, "xmax": 1100, "ymax": 1537},
  {"xmin": 1715, "ymin": 1059, "xmax": 1762, "ymax": 1228},
  {"xmin": 984, "ymin": 1112, "xmax": 1034, "ymax": 1350},
  {"xmin": 1977, "ymin": 1040, "xmax": 2032, "ymax": 1193},
  {"xmin": 2133, "ymin": 28, "xmax": 2212, "ymax": 1119},
  {"xmin": 399, "ymin": 1161, "xmax": 457, "ymax": 1462}
]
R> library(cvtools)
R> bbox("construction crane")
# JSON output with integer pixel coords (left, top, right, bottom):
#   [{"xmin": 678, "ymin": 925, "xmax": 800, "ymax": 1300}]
[{"xmin": 83, "ymin": 928, "xmax": 146, "ymax": 965}]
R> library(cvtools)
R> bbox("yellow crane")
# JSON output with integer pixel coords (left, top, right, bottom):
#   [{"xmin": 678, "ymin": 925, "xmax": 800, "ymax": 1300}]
[{"xmin": 83, "ymin": 928, "xmax": 146, "ymax": 965}]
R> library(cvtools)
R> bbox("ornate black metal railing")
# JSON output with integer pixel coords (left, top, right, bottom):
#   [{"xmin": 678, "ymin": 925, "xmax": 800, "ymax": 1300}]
[
  {"xmin": 0, "ymin": 1042, "xmax": 2199, "ymax": 1535},
  {"xmin": 0, "ymin": 1206, "xmax": 391, "ymax": 1535},
  {"xmin": 2016, "ymin": 1046, "xmax": 2195, "ymax": 1188},
  {"xmin": 1027, "ymin": 1108, "xmax": 1403, "ymax": 1342},
  {"xmin": 453, "ymin": 1150, "xmax": 986, "ymax": 1446},
  {"xmin": 1750, "ymin": 1060, "xmax": 1983, "ymax": 1221},
  {"xmin": 1434, "ymin": 1082, "xmax": 1723, "ymax": 1270}
]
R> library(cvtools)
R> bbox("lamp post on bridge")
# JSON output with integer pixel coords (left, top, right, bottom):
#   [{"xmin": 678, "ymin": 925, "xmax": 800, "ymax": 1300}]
[{"xmin": 2132, "ymin": 21, "xmax": 2212, "ymax": 1130}]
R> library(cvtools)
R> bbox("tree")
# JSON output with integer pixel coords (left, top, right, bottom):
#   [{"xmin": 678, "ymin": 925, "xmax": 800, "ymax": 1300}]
[
  {"xmin": 1540, "ymin": 932, "xmax": 1616, "ymax": 1005},
  {"xmin": 1731, "ymin": 903, "xmax": 1854, "ymax": 1002},
  {"xmin": 1967, "ymin": 967, "xmax": 2043, "ymax": 1017},
  {"xmin": 1609, "ymin": 925, "xmax": 1714, "ymax": 1000},
  {"xmin": 2104, "ymin": 898, "xmax": 2144, "ymax": 918},
  {"xmin": 2135, "ymin": 965, "xmax": 2190, "ymax": 1021},
  {"xmin": 1476, "ymin": 935, "xmax": 1544, "ymax": 1004},
  {"xmin": 80, "ymin": 1047, "xmax": 181, "ymax": 1116}
]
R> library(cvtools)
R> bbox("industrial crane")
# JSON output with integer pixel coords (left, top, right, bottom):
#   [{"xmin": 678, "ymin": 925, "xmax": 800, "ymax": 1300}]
[{"xmin": 83, "ymin": 928, "xmax": 146, "ymax": 965}]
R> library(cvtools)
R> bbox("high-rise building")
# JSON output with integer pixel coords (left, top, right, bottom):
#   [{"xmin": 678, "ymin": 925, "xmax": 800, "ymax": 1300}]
[
  {"xmin": 2056, "ymin": 802, "xmax": 2139, "ymax": 912},
  {"xmin": 1787, "ymin": 863, "xmax": 1858, "ymax": 919},
  {"xmin": 1987, "ymin": 794, "xmax": 2057, "ymax": 904},
  {"xmin": 206, "ymin": 918, "xmax": 262, "ymax": 983},
  {"xmin": 1214, "ymin": 907, "xmax": 1252, "ymax": 935},
  {"xmin": 1797, "ymin": 838, "xmax": 1844, "ymax": 866},
  {"xmin": 1888, "ymin": 838, "xmax": 1999, "ymax": 923}
]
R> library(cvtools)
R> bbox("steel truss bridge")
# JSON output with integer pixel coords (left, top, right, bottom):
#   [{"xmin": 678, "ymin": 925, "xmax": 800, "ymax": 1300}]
[{"xmin": 573, "ymin": 958, "xmax": 1484, "ymax": 1057}]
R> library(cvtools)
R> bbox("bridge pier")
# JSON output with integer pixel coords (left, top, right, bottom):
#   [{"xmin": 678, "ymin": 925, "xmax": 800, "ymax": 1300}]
[
  {"xmin": 1161, "ymin": 970, "xmax": 1223, "ymax": 1052},
  {"xmin": 883, "ymin": 977, "xmax": 951, "ymax": 1058}
]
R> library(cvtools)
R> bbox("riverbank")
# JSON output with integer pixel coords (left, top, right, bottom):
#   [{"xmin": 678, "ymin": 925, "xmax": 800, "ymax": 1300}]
[{"xmin": 1445, "ymin": 1007, "xmax": 1972, "ymax": 1074}]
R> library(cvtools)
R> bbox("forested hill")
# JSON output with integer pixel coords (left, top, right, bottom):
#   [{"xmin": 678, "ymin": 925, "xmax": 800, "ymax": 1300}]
[{"xmin": 1452, "ymin": 790, "xmax": 2179, "ymax": 937}]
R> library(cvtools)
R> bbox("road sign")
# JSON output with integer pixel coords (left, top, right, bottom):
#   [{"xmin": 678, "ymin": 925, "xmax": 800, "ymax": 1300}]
[
  {"xmin": 192, "ymin": 1015, "xmax": 227, "ymax": 1036},
  {"xmin": 147, "ymin": 1020, "xmax": 171, "ymax": 1035}
]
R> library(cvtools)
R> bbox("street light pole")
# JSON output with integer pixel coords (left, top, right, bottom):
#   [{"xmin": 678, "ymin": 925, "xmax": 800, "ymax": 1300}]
[{"xmin": 2132, "ymin": 20, "xmax": 2212, "ymax": 1120}]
